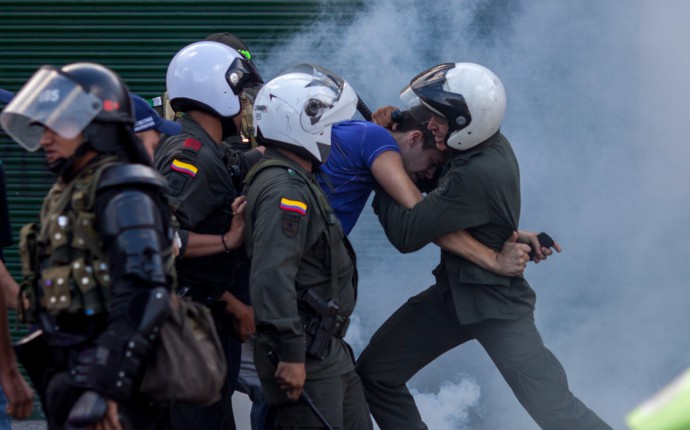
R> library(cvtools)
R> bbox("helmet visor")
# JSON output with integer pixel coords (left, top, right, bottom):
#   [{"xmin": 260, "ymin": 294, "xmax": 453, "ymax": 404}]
[
  {"xmin": 226, "ymin": 57, "xmax": 264, "ymax": 96},
  {"xmin": 406, "ymin": 63, "xmax": 472, "ymax": 132},
  {"xmin": 399, "ymin": 84, "xmax": 438, "ymax": 123},
  {"xmin": 0, "ymin": 67, "xmax": 102, "ymax": 151}
]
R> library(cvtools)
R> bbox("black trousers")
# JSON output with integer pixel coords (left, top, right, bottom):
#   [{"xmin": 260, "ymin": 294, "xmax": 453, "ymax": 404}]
[{"xmin": 356, "ymin": 282, "xmax": 612, "ymax": 430}]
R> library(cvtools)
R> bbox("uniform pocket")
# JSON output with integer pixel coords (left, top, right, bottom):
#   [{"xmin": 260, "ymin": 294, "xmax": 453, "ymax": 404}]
[
  {"xmin": 71, "ymin": 258, "xmax": 105, "ymax": 316},
  {"xmin": 40, "ymin": 265, "xmax": 72, "ymax": 314},
  {"xmin": 46, "ymin": 214, "xmax": 70, "ymax": 249},
  {"xmin": 72, "ymin": 212, "xmax": 99, "ymax": 251}
]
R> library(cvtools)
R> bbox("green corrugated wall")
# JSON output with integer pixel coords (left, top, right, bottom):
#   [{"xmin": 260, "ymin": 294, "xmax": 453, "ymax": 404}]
[{"xmin": 0, "ymin": 0, "xmax": 357, "ymax": 419}]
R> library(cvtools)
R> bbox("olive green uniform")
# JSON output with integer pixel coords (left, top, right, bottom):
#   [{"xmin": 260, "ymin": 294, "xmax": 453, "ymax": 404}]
[
  {"xmin": 244, "ymin": 148, "xmax": 372, "ymax": 429},
  {"xmin": 154, "ymin": 114, "xmax": 257, "ymax": 429},
  {"xmin": 356, "ymin": 132, "xmax": 611, "ymax": 430}
]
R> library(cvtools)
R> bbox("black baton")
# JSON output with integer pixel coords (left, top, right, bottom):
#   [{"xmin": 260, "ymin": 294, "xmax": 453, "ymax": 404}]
[
  {"xmin": 267, "ymin": 351, "xmax": 335, "ymax": 430},
  {"xmin": 356, "ymin": 95, "xmax": 372, "ymax": 121}
]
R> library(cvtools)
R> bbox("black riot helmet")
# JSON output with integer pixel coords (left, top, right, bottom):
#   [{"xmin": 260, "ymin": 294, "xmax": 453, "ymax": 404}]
[
  {"xmin": 1, "ymin": 62, "xmax": 149, "ymax": 172},
  {"xmin": 61, "ymin": 62, "xmax": 134, "ymax": 125}
]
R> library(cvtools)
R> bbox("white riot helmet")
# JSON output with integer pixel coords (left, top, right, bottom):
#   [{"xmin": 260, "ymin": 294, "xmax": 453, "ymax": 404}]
[
  {"xmin": 400, "ymin": 62, "xmax": 506, "ymax": 151},
  {"xmin": 166, "ymin": 40, "xmax": 263, "ymax": 118},
  {"xmin": 253, "ymin": 63, "xmax": 357, "ymax": 163}
]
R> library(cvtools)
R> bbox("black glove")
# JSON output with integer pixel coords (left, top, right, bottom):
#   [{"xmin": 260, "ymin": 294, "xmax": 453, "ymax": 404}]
[{"xmin": 70, "ymin": 322, "xmax": 153, "ymax": 402}]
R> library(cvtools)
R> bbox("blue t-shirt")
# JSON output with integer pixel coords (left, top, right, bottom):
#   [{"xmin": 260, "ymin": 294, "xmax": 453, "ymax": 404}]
[{"xmin": 318, "ymin": 120, "xmax": 399, "ymax": 235}]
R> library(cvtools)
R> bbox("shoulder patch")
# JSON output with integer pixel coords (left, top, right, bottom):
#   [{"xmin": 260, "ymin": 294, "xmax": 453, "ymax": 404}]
[
  {"xmin": 435, "ymin": 176, "xmax": 450, "ymax": 195},
  {"xmin": 171, "ymin": 159, "xmax": 198, "ymax": 178},
  {"xmin": 279, "ymin": 197, "xmax": 307, "ymax": 216},
  {"xmin": 183, "ymin": 138, "xmax": 202, "ymax": 151},
  {"xmin": 282, "ymin": 213, "xmax": 301, "ymax": 238}
]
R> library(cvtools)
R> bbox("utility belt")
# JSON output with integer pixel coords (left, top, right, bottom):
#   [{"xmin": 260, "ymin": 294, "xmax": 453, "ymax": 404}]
[{"xmin": 299, "ymin": 288, "xmax": 350, "ymax": 360}]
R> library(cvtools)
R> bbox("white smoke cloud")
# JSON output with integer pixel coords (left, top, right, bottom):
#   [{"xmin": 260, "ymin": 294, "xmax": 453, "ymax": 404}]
[
  {"xmin": 259, "ymin": 1, "xmax": 690, "ymax": 429},
  {"xmin": 409, "ymin": 376, "xmax": 481, "ymax": 430}
]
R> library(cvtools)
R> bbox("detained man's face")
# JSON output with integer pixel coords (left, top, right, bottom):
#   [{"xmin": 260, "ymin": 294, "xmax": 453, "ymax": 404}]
[
  {"xmin": 39, "ymin": 127, "xmax": 84, "ymax": 165},
  {"xmin": 427, "ymin": 114, "xmax": 449, "ymax": 147},
  {"xmin": 399, "ymin": 131, "xmax": 446, "ymax": 182}
]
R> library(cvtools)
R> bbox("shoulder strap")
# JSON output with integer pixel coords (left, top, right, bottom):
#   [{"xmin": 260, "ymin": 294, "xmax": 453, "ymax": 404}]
[
  {"xmin": 69, "ymin": 156, "xmax": 120, "ymax": 261},
  {"xmin": 37, "ymin": 156, "xmax": 118, "ymax": 245}
]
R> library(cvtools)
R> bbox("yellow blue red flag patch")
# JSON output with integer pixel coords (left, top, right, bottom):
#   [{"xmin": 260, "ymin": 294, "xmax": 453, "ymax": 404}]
[
  {"xmin": 279, "ymin": 197, "xmax": 307, "ymax": 216},
  {"xmin": 171, "ymin": 159, "xmax": 198, "ymax": 178}
]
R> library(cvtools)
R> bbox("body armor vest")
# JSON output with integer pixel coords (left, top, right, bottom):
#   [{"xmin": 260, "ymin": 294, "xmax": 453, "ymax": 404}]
[{"xmin": 18, "ymin": 157, "xmax": 174, "ymax": 326}]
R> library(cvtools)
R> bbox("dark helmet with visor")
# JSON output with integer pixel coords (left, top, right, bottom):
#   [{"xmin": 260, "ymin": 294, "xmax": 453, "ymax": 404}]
[{"xmin": 0, "ymin": 63, "xmax": 133, "ymax": 152}]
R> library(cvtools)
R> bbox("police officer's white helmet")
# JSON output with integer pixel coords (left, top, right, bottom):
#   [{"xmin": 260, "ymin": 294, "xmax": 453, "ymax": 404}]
[
  {"xmin": 166, "ymin": 41, "xmax": 263, "ymax": 118},
  {"xmin": 400, "ymin": 62, "xmax": 506, "ymax": 151},
  {"xmin": 253, "ymin": 63, "xmax": 357, "ymax": 164}
]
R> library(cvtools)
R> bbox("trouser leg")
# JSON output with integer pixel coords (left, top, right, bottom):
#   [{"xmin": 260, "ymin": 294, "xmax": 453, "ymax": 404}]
[
  {"xmin": 356, "ymin": 284, "xmax": 472, "ymax": 430},
  {"xmin": 473, "ymin": 315, "xmax": 612, "ymax": 430},
  {"xmin": 236, "ymin": 338, "xmax": 272, "ymax": 430},
  {"xmin": 0, "ymin": 386, "xmax": 10, "ymax": 430},
  {"xmin": 272, "ymin": 370, "xmax": 370, "ymax": 430},
  {"xmin": 341, "ymin": 369, "xmax": 373, "ymax": 430}
]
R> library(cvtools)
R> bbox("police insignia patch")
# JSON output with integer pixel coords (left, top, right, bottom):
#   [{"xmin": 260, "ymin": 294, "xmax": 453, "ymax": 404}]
[
  {"xmin": 282, "ymin": 213, "xmax": 300, "ymax": 238},
  {"xmin": 436, "ymin": 177, "xmax": 450, "ymax": 195}
]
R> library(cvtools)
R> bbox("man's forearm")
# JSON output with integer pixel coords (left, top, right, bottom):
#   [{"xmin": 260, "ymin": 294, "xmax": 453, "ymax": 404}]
[
  {"xmin": 0, "ymin": 261, "xmax": 19, "ymax": 310},
  {"xmin": 182, "ymin": 231, "xmax": 241, "ymax": 258},
  {"xmin": 434, "ymin": 230, "xmax": 500, "ymax": 272},
  {"xmin": 0, "ymin": 280, "xmax": 19, "ymax": 369}
]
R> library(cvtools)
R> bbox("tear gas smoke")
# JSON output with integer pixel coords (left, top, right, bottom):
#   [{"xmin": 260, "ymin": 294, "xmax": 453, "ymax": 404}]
[{"xmin": 260, "ymin": 1, "xmax": 690, "ymax": 428}]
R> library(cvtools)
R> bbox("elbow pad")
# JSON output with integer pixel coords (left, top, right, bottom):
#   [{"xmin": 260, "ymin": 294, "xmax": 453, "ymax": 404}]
[{"xmin": 100, "ymin": 189, "xmax": 169, "ymax": 286}]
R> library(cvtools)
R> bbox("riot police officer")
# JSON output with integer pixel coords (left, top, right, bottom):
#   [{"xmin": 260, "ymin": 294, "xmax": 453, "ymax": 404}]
[
  {"xmin": 1, "ymin": 63, "xmax": 175, "ymax": 429},
  {"xmin": 244, "ymin": 64, "xmax": 372, "ymax": 429}
]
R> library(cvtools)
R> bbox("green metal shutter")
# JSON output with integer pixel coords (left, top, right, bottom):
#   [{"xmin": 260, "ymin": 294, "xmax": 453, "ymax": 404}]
[{"xmin": 0, "ymin": 0, "xmax": 352, "ymax": 418}]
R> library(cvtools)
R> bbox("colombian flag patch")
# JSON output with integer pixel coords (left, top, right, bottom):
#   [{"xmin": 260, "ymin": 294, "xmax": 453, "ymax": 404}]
[
  {"xmin": 279, "ymin": 197, "xmax": 307, "ymax": 216},
  {"xmin": 171, "ymin": 159, "xmax": 198, "ymax": 178}
]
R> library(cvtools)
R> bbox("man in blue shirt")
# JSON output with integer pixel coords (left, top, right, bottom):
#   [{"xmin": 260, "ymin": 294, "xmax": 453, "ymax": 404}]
[
  {"xmin": 320, "ymin": 112, "xmax": 533, "ymax": 276},
  {"xmin": 320, "ymin": 117, "xmax": 443, "ymax": 236}
]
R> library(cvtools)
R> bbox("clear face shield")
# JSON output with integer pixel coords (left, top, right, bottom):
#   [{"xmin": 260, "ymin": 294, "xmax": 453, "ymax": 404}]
[
  {"xmin": 0, "ymin": 67, "xmax": 102, "ymax": 151},
  {"xmin": 399, "ymin": 84, "xmax": 441, "ymax": 124}
]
